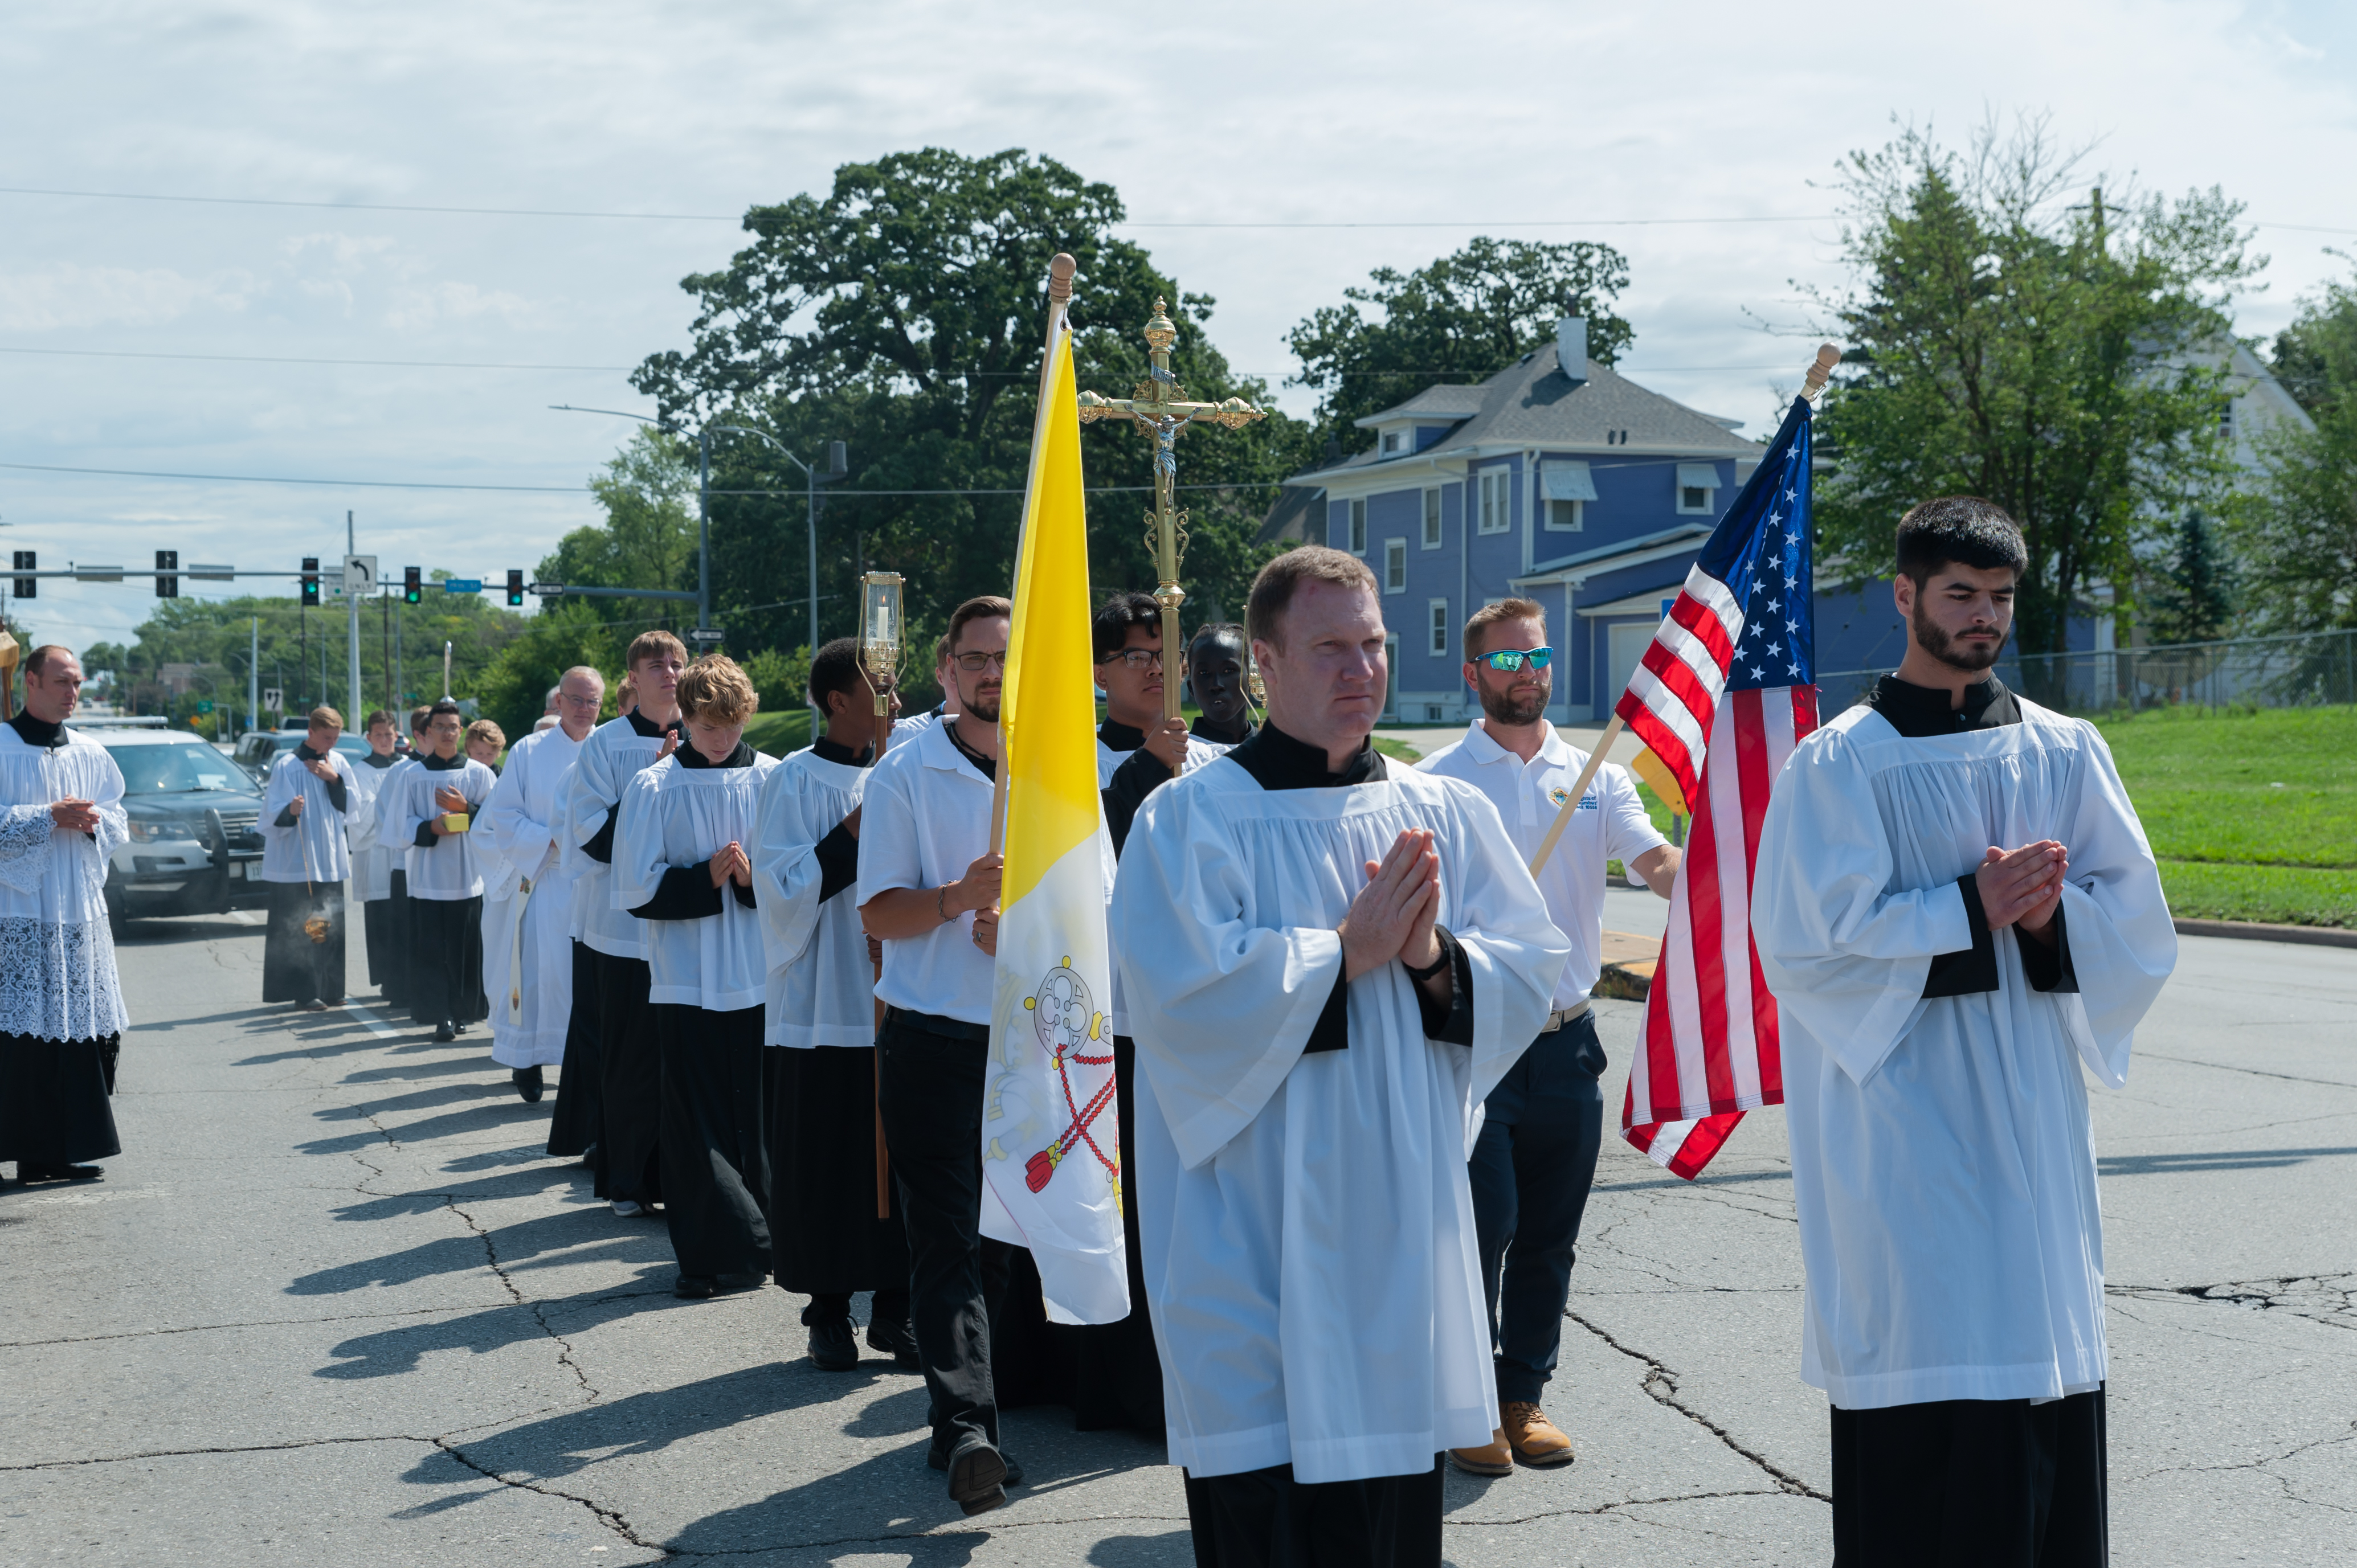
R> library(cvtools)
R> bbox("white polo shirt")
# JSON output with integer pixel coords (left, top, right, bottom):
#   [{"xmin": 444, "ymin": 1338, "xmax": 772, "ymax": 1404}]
[
  {"xmin": 856, "ymin": 715, "xmax": 998, "ymax": 1026},
  {"xmin": 1420, "ymin": 717, "xmax": 1666, "ymax": 1007}
]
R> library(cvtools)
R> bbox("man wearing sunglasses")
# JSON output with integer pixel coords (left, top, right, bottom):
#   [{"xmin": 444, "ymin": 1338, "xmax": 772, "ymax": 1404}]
[
  {"xmin": 858, "ymin": 593, "xmax": 1029, "ymax": 1516},
  {"xmin": 1423, "ymin": 598, "xmax": 1679, "ymax": 1477}
]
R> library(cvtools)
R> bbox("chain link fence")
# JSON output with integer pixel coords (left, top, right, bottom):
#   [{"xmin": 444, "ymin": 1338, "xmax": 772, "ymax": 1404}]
[{"xmin": 1815, "ymin": 628, "xmax": 2357, "ymax": 717}]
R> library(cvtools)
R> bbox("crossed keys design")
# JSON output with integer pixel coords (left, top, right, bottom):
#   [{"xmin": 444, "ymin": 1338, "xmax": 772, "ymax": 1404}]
[{"xmin": 1076, "ymin": 296, "xmax": 1265, "ymax": 722}]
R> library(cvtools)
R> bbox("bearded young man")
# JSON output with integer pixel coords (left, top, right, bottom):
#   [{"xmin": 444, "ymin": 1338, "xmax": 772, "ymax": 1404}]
[
  {"xmin": 858, "ymin": 594, "xmax": 1029, "ymax": 1516},
  {"xmin": 1753, "ymin": 497, "xmax": 2176, "ymax": 1566},
  {"xmin": 1420, "ymin": 599, "xmax": 1679, "ymax": 1476},
  {"xmin": 1110, "ymin": 547, "xmax": 1567, "ymax": 1567}
]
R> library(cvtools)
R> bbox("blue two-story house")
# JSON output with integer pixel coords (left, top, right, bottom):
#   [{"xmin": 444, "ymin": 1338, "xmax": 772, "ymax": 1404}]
[{"xmin": 1275, "ymin": 318, "xmax": 1829, "ymax": 724}]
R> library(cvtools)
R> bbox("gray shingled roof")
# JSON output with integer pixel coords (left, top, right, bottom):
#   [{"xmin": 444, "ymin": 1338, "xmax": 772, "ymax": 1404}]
[
  {"xmin": 1351, "ymin": 383, "xmax": 1491, "ymax": 427},
  {"xmin": 1428, "ymin": 355, "xmax": 1759, "ymax": 458}
]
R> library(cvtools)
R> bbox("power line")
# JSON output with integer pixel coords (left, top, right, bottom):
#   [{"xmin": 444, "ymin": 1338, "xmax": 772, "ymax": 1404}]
[
  {"xmin": 0, "ymin": 459, "xmax": 1274, "ymax": 497},
  {"xmin": 0, "ymin": 345, "xmax": 632, "ymax": 371}
]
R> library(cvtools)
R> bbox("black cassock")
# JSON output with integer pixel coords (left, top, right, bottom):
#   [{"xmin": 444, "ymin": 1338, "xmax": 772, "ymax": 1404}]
[
  {"xmin": 407, "ymin": 895, "xmax": 487, "ymax": 1029},
  {"xmin": 545, "ymin": 939, "xmax": 604, "ymax": 1161},
  {"xmin": 767, "ymin": 1043, "xmax": 908, "ymax": 1308},
  {"xmin": 262, "ymin": 881, "xmax": 346, "ymax": 1004},
  {"xmin": 364, "ymin": 869, "xmax": 410, "ymax": 1005},
  {"xmin": 0, "ymin": 1031, "xmax": 120, "ymax": 1167}
]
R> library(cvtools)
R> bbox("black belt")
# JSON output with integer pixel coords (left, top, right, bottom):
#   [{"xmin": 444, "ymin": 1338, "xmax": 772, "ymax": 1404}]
[{"xmin": 883, "ymin": 1006, "xmax": 991, "ymax": 1043}]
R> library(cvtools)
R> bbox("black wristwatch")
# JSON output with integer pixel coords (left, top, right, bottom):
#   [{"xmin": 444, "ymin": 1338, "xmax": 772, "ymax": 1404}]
[{"xmin": 1401, "ymin": 943, "xmax": 1451, "ymax": 982}]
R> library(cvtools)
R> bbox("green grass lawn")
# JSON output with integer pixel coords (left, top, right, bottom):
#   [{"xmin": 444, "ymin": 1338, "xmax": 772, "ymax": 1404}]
[{"xmin": 744, "ymin": 708, "xmax": 814, "ymax": 758}]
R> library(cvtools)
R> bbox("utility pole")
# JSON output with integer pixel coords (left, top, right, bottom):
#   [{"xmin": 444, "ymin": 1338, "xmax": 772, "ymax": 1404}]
[
  {"xmin": 380, "ymin": 589, "xmax": 392, "ymax": 716},
  {"xmin": 248, "ymin": 617, "xmax": 259, "ymax": 736},
  {"xmin": 346, "ymin": 510, "xmax": 364, "ymax": 728}
]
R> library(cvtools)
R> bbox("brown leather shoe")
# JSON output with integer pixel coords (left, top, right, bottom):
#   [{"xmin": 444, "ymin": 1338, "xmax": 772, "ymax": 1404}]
[
  {"xmin": 1448, "ymin": 1428, "xmax": 1512, "ymax": 1477},
  {"xmin": 1503, "ymin": 1401, "xmax": 1574, "ymax": 1466}
]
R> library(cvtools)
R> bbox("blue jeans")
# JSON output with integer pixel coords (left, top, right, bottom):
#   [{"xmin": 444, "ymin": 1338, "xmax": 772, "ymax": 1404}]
[{"xmin": 1467, "ymin": 1012, "xmax": 1606, "ymax": 1407}]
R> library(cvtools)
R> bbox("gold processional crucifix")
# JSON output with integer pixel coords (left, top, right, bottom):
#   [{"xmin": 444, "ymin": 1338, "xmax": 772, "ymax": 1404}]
[{"xmin": 1076, "ymin": 297, "xmax": 1265, "ymax": 722}]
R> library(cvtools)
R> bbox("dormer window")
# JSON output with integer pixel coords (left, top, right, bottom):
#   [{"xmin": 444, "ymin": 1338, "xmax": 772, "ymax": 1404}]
[{"xmin": 1382, "ymin": 431, "xmax": 1403, "ymax": 455}]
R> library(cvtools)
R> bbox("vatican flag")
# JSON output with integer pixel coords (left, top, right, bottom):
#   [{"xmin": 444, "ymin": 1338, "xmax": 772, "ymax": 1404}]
[{"xmin": 979, "ymin": 318, "xmax": 1129, "ymax": 1325}]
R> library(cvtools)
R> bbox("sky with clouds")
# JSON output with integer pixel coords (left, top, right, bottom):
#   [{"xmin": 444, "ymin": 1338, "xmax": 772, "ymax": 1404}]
[{"xmin": 3, "ymin": 0, "xmax": 2352, "ymax": 657}]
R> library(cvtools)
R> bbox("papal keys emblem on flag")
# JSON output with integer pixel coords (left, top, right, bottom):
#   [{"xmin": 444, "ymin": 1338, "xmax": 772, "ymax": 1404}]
[
  {"xmin": 1614, "ymin": 394, "xmax": 1823, "ymax": 1180},
  {"xmin": 1020, "ymin": 957, "xmax": 1116, "ymax": 1196}
]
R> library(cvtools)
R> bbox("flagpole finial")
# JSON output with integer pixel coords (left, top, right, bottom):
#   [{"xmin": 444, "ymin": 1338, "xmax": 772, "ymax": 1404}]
[
  {"xmin": 1048, "ymin": 253, "xmax": 1076, "ymax": 304},
  {"xmin": 1802, "ymin": 343, "xmax": 1841, "ymax": 401}
]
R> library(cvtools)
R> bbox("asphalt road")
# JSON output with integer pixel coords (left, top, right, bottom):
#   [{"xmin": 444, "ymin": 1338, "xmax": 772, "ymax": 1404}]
[{"xmin": 3, "ymin": 906, "xmax": 2352, "ymax": 1566}]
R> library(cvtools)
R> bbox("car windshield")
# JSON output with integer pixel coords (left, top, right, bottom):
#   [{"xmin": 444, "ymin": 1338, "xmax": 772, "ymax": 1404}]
[{"xmin": 108, "ymin": 745, "xmax": 259, "ymax": 797}]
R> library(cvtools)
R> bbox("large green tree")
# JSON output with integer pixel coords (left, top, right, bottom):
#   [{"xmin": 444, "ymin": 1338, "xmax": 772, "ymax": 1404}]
[
  {"xmin": 1809, "ymin": 120, "xmax": 2258, "ymax": 680},
  {"xmin": 630, "ymin": 147, "xmax": 1306, "ymax": 661},
  {"xmin": 2232, "ymin": 269, "xmax": 2357, "ymax": 633},
  {"xmin": 535, "ymin": 428, "xmax": 701, "ymax": 628},
  {"xmin": 1285, "ymin": 236, "xmax": 1635, "ymax": 456}
]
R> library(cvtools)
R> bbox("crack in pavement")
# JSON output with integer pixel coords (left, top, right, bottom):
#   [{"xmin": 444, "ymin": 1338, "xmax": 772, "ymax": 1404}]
[
  {"xmin": 430, "ymin": 1434, "xmax": 669, "ymax": 1551},
  {"xmin": 443, "ymin": 1194, "xmax": 601, "ymax": 1402},
  {"xmin": 1565, "ymin": 1310, "xmax": 1830, "ymax": 1504},
  {"xmin": 2134, "ymin": 1050, "xmax": 2357, "ymax": 1092},
  {"xmin": 2119, "ymin": 1420, "xmax": 2357, "ymax": 1516},
  {"xmin": 1440, "ymin": 1485, "xmax": 1786, "ymax": 1528},
  {"xmin": 0, "ymin": 1301, "xmax": 500, "ymax": 1350},
  {"xmin": 2109, "ymin": 1274, "xmax": 2357, "ymax": 1333}
]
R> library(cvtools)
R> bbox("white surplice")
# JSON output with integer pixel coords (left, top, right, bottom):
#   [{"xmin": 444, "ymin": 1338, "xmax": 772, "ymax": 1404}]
[
  {"xmin": 754, "ymin": 747, "xmax": 874, "ymax": 1049},
  {"xmin": 560, "ymin": 715, "xmax": 675, "ymax": 959},
  {"xmin": 259, "ymin": 747, "xmax": 365, "ymax": 885},
  {"xmin": 391, "ymin": 758, "xmax": 499, "ymax": 900},
  {"xmin": 1110, "ymin": 758, "xmax": 1567, "ymax": 1483},
  {"xmin": 0, "ymin": 724, "xmax": 130, "ymax": 1042},
  {"xmin": 346, "ymin": 755, "xmax": 407, "ymax": 901},
  {"xmin": 613, "ymin": 750, "xmax": 779, "ymax": 1013},
  {"xmin": 1751, "ymin": 700, "xmax": 2176, "ymax": 1410},
  {"xmin": 476, "ymin": 726, "xmax": 587, "ymax": 1068}
]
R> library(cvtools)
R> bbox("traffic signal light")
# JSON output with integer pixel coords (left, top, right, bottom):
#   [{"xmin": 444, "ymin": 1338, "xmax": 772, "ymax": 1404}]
[
  {"xmin": 155, "ymin": 550, "xmax": 179, "ymax": 599},
  {"xmin": 505, "ymin": 568, "xmax": 525, "ymax": 607},
  {"xmin": 10, "ymin": 550, "xmax": 32, "ymax": 600},
  {"xmin": 403, "ymin": 566, "xmax": 422, "ymax": 605},
  {"xmin": 300, "ymin": 557, "xmax": 320, "ymax": 607}
]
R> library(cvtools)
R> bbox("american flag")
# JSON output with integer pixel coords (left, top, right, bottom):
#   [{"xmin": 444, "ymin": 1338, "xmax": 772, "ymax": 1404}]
[{"xmin": 1614, "ymin": 396, "xmax": 1820, "ymax": 1180}]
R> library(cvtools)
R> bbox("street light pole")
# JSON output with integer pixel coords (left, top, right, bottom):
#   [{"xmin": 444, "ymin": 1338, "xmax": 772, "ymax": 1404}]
[{"xmin": 346, "ymin": 510, "xmax": 363, "ymax": 728}]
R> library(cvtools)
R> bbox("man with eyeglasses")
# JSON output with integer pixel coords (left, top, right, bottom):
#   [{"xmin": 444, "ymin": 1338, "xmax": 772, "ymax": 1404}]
[
  {"xmin": 1422, "ymin": 597, "xmax": 1679, "ymax": 1477},
  {"xmin": 857, "ymin": 593, "xmax": 1029, "ymax": 1516},
  {"xmin": 562, "ymin": 631, "xmax": 686, "ymax": 1218},
  {"xmin": 390, "ymin": 699, "xmax": 500, "ymax": 1042},
  {"xmin": 477, "ymin": 666, "xmax": 603, "ymax": 1108}
]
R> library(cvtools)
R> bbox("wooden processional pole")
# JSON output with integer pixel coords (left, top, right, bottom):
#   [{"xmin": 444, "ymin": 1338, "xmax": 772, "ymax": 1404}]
[{"xmin": 1525, "ymin": 343, "xmax": 1841, "ymax": 877}]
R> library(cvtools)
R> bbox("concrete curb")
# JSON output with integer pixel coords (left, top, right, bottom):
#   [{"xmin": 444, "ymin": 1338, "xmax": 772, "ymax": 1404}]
[{"xmin": 2172, "ymin": 916, "xmax": 2357, "ymax": 949}]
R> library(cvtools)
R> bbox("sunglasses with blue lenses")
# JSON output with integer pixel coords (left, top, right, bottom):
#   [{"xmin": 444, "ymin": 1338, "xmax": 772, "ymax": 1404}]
[{"xmin": 1474, "ymin": 646, "xmax": 1553, "ymax": 673}]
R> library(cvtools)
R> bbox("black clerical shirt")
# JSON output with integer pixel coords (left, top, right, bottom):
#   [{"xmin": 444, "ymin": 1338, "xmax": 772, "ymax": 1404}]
[
  {"xmin": 275, "ymin": 742, "xmax": 348, "ymax": 827},
  {"xmin": 5, "ymin": 710, "xmax": 67, "ymax": 749},
  {"xmin": 579, "ymin": 710, "xmax": 682, "ymax": 865},
  {"xmin": 1864, "ymin": 674, "xmax": 2074, "ymax": 997},
  {"xmin": 1229, "ymin": 721, "xmax": 1474, "ymax": 1053},
  {"xmin": 807, "ymin": 736, "xmax": 869, "ymax": 904}
]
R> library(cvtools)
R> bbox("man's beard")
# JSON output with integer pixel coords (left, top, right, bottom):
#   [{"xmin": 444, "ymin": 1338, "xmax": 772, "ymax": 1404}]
[
  {"xmin": 963, "ymin": 690, "xmax": 1002, "ymax": 724},
  {"xmin": 1479, "ymin": 682, "xmax": 1549, "ymax": 726},
  {"xmin": 1911, "ymin": 604, "xmax": 2008, "ymax": 673}
]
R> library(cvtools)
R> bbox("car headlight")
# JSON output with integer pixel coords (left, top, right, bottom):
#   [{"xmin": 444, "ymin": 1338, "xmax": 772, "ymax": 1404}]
[{"xmin": 127, "ymin": 820, "xmax": 167, "ymax": 842}]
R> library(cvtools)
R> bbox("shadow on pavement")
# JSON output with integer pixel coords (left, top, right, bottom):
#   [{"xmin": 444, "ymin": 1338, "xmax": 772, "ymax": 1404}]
[
  {"xmin": 293, "ymin": 1194, "xmax": 666, "ymax": 1299},
  {"xmin": 296, "ymin": 1096, "xmax": 550, "ymax": 1154},
  {"xmin": 2100, "ymin": 1145, "xmax": 2357, "ymax": 1176},
  {"xmin": 317, "ymin": 1276, "xmax": 684, "ymax": 1378}
]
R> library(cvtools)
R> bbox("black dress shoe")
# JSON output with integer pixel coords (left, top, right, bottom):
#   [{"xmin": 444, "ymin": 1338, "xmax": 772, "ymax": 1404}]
[
  {"xmin": 807, "ymin": 1316, "xmax": 859, "ymax": 1371},
  {"xmin": 17, "ymin": 1162, "xmax": 103, "ymax": 1183},
  {"xmin": 945, "ymin": 1433, "xmax": 1007, "ymax": 1516},
  {"xmin": 512, "ymin": 1066, "xmax": 544, "ymax": 1103},
  {"xmin": 867, "ymin": 1317, "xmax": 921, "ymax": 1371},
  {"xmin": 928, "ymin": 1432, "xmax": 1020, "ymax": 1487},
  {"xmin": 673, "ymin": 1274, "xmax": 717, "ymax": 1299},
  {"xmin": 432, "ymin": 1022, "xmax": 457, "ymax": 1042}
]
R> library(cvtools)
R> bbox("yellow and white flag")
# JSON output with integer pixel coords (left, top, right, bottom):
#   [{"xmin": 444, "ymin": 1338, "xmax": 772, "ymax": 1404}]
[{"xmin": 979, "ymin": 319, "xmax": 1129, "ymax": 1325}]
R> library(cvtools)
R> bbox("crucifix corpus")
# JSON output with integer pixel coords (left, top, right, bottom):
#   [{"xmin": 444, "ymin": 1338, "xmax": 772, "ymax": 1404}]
[{"xmin": 1076, "ymin": 297, "xmax": 1265, "ymax": 722}]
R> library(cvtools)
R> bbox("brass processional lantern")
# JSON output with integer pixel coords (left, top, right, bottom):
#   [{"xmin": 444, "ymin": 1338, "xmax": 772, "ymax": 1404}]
[{"xmin": 857, "ymin": 571, "xmax": 905, "ymax": 734}]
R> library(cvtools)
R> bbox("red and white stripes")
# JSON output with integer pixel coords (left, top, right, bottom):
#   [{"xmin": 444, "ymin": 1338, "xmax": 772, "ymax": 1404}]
[
  {"xmin": 1614, "ymin": 564, "xmax": 1745, "ymax": 810},
  {"xmin": 1621, "ymin": 685, "xmax": 1819, "ymax": 1178}
]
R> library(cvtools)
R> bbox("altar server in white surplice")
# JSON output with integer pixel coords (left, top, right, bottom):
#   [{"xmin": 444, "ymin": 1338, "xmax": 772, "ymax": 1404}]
[
  {"xmin": 392, "ymin": 700, "xmax": 499, "ymax": 1041},
  {"xmin": 476, "ymin": 669, "xmax": 597, "ymax": 1104},
  {"xmin": 345, "ymin": 710, "xmax": 409, "ymax": 1005},
  {"xmin": 0, "ymin": 648, "xmax": 130, "ymax": 1185},
  {"xmin": 1753, "ymin": 498, "xmax": 2175, "ymax": 1568},
  {"xmin": 614, "ymin": 655, "xmax": 778, "ymax": 1300},
  {"xmin": 1111, "ymin": 548, "xmax": 1566, "ymax": 1567},
  {"xmin": 259, "ymin": 705, "xmax": 365, "ymax": 1011}
]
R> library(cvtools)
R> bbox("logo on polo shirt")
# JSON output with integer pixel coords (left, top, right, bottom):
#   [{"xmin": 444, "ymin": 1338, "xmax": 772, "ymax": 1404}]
[{"xmin": 1549, "ymin": 785, "xmax": 1599, "ymax": 810}]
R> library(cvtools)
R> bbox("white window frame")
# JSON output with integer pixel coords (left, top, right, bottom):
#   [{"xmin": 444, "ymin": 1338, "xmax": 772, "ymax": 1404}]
[
  {"xmin": 1477, "ymin": 469, "xmax": 1511, "ymax": 535},
  {"xmin": 1428, "ymin": 597, "xmax": 1449, "ymax": 656},
  {"xmin": 1545, "ymin": 497, "xmax": 1584, "ymax": 532},
  {"xmin": 1381, "ymin": 430, "xmax": 1403, "ymax": 455},
  {"xmin": 1383, "ymin": 537, "xmax": 1407, "ymax": 594},
  {"xmin": 1421, "ymin": 487, "xmax": 1443, "ymax": 548},
  {"xmin": 1348, "ymin": 497, "xmax": 1367, "ymax": 554},
  {"xmin": 1675, "ymin": 464, "xmax": 1720, "ymax": 516}
]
